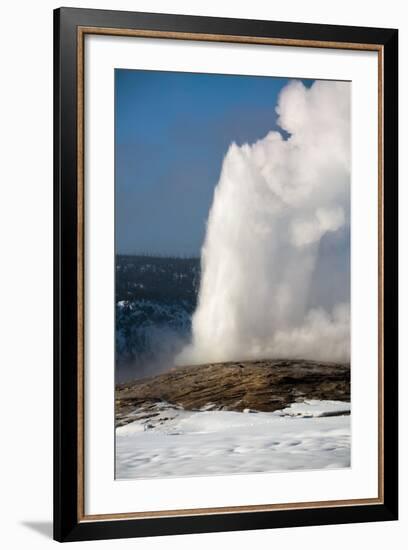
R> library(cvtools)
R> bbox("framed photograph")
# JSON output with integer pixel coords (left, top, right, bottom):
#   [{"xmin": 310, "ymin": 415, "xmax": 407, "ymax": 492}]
[{"xmin": 54, "ymin": 7, "xmax": 398, "ymax": 542}]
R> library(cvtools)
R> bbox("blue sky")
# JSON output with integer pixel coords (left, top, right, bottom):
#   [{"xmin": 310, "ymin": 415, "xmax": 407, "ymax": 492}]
[{"xmin": 115, "ymin": 69, "xmax": 312, "ymax": 256}]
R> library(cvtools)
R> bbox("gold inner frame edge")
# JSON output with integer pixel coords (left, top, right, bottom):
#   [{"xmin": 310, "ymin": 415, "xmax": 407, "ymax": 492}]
[{"xmin": 76, "ymin": 26, "xmax": 384, "ymax": 522}]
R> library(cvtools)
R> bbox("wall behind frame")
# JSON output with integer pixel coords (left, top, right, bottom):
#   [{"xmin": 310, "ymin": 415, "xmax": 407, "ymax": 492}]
[{"xmin": 0, "ymin": 0, "xmax": 405, "ymax": 549}]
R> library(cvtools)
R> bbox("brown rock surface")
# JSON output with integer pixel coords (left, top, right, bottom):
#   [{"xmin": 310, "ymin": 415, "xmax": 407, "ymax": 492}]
[{"xmin": 115, "ymin": 359, "xmax": 350, "ymax": 427}]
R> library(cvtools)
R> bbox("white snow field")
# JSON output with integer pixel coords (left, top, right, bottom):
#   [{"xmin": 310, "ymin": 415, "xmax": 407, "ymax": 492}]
[{"xmin": 115, "ymin": 400, "xmax": 350, "ymax": 479}]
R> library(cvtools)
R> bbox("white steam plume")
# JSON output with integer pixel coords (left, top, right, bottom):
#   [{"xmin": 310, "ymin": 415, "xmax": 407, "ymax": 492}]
[{"xmin": 178, "ymin": 80, "xmax": 350, "ymax": 365}]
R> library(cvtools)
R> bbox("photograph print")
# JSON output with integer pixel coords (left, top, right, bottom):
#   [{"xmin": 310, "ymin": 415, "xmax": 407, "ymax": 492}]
[{"xmin": 114, "ymin": 69, "xmax": 351, "ymax": 480}]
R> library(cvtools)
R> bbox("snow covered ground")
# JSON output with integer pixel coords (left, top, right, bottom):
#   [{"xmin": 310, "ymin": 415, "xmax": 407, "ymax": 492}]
[{"xmin": 115, "ymin": 400, "xmax": 350, "ymax": 479}]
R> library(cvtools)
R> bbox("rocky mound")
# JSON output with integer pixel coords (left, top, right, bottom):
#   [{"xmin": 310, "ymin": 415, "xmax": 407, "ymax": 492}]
[{"xmin": 115, "ymin": 359, "xmax": 350, "ymax": 427}]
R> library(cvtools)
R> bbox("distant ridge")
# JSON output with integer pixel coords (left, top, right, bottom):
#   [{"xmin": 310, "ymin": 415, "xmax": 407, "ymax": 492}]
[{"xmin": 116, "ymin": 253, "xmax": 200, "ymax": 261}]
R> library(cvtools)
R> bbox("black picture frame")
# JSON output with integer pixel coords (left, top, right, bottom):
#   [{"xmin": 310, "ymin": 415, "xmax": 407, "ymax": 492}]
[{"xmin": 54, "ymin": 7, "xmax": 398, "ymax": 542}]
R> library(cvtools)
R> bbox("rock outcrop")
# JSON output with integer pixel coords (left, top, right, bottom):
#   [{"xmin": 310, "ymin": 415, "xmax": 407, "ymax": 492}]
[{"xmin": 115, "ymin": 359, "xmax": 350, "ymax": 427}]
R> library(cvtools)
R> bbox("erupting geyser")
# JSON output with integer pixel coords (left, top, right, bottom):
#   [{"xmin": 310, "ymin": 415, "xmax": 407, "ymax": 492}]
[{"xmin": 177, "ymin": 80, "xmax": 350, "ymax": 366}]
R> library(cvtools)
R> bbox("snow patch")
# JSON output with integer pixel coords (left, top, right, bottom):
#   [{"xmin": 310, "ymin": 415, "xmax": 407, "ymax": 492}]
[
  {"xmin": 276, "ymin": 399, "xmax": 351, "ymax": 418},
  {"xmin": 116, "ymin": 400, "xmax": 350, "ymax": 479}
]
